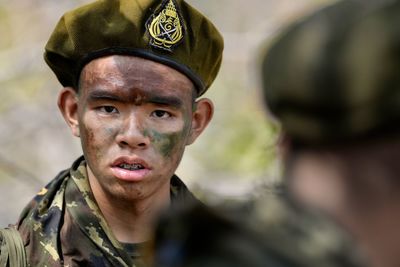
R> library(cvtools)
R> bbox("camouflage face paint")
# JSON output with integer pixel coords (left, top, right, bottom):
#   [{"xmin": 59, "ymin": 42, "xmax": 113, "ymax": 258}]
[
  {"xmin": 105, "ymin": 127, "xmax": 118, "ymax": 136},
  {"xmin": 143, "ymin": 128, "xmax": 185, "ymax": 158}
]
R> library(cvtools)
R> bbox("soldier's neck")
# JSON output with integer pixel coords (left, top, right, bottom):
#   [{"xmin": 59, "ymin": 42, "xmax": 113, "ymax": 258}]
[{"xmin": 86, "ymin": 169, "xmax": 171, "ymax": 244}]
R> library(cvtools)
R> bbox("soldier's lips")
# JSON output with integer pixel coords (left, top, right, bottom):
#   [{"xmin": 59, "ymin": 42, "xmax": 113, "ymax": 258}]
[{"xmin": 110, "ymin": 157, "xmax": 151, "ymax": 182}]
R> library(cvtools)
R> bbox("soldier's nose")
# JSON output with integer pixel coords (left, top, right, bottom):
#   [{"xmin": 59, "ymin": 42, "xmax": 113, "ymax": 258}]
[{"xmin": 116, "ymin": 116, "xmax": 150, "ymax": 149}]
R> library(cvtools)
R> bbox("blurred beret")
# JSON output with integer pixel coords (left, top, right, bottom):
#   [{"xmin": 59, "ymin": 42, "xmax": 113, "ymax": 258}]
[
  {"xmin": 44, "ymin": 0, "xmax": 224, "ymax": 96},
  {"xmin": 261, "ymin": 0, "xmax": 400, "ymax": 144}
]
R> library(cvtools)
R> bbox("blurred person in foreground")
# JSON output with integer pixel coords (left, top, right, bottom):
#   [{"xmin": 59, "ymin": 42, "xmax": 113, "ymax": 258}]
[
  {"xmin": 261, "ymin": 0, "xmax": 400, "ymax": 266},
  {"xmin": 0, "ymin": 0, "xmax": 223, "ymax": 266},
  {"xmin": 149, "ymin": 1, "xmax": 399, "ymax": 266},
  {"xmin": 150, "ymin": 196, "xmax": 365, "ymax": 267}
]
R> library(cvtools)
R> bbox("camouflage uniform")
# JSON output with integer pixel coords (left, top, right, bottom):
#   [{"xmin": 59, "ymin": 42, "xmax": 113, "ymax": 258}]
[
  {"xmin": 152, "ymin": 189, "xmax": 366, "ymax": 267},
  {"xmin": 15, "ymin": 156, "xmax": 198, "ymax": 267}
]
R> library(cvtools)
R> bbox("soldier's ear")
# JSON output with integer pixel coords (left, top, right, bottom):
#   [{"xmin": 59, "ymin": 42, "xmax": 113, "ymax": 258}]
[
  {"xmin": 58, "ymin": 87, "xmax": 80, "ymax": 137},
  {"xmin": 186, "ymin": 98, "xmax": 214, "ymax": 145}
]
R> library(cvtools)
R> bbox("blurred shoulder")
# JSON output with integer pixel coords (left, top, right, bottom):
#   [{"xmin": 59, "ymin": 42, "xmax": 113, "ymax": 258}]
[
  {"xmin": 151, "ymin": 188, "xmax": 367, "ymax": 267},
  {"xmin": 247, "ymin": 187, "xmax": 366, "ymax": 267}
]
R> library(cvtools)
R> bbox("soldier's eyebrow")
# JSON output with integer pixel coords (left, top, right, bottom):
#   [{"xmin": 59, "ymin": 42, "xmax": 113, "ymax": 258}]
[
  {"xmin": 147, "ymin": 95, "xmax": 183, "ymax": 108},
  {"xmin": 87, "ymin": 89, "xmax": 124, "ymax": 102}
]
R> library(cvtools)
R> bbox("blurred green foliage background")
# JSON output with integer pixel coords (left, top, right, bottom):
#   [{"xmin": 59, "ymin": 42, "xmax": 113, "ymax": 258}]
[{"xmin": 0, "ymin": 0, "xmax": 333, "ymax": 226}]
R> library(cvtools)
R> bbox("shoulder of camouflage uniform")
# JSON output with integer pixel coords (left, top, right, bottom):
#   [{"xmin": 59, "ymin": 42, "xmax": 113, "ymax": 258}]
[
  {"xmin": 152, "ymin": 202, "xmax": 294, "ymax": 267},
  {"xmin": 247, "ymin": 187, "xmax": 367, "ymax": 267},
  {"xmin": 151, "ymin": 194, "xmax": 366, "ymax": 267}
]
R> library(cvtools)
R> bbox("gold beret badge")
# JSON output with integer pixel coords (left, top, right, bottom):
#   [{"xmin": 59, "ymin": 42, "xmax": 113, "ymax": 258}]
[{"xmin": 147, "ymin": 0, "xmax": 184, "ymax": 51}]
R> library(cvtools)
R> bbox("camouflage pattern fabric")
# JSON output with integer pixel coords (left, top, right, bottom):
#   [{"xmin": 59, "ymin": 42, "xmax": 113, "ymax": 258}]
[
  {"xmin": 15, "ymin": 156, "xmax": 198, "ymax": 267},
  {"xmin": 152, "ymin": 188, "xmax": 367, "ymax": 267},
  {"xmin": 245, "ymin": 190, "xmax": 366, "ymax": 266}
]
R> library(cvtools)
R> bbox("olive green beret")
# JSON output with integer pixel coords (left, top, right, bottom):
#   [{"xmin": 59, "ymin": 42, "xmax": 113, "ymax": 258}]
[
  {"xmin": 261, "ymin": 0, "xmax": 400, "ymax": 144},
  {"xmin": 44, "ymin": 0, "xmax": 224, "ymax": 96}
]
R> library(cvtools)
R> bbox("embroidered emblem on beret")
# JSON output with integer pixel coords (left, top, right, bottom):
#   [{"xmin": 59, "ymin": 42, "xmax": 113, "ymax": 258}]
[{"xmin": 147, "ymin": 0, "xmax": 184, "ymax": 51}]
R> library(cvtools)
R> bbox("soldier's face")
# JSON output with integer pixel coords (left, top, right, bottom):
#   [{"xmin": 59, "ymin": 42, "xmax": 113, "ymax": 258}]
[{"xmin": 59, "ymin": 55, "xmax": 213, "ymax": 202}]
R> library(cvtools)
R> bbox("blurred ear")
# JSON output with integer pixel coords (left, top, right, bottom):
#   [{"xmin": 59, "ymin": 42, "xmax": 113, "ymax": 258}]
[
  {"xmin": 58, "ymin": 87, "xmax": 80, "ymax": 137},
  {"xmin": 186, "ymin": 98, "xmax": 214, "ymax": 145}
]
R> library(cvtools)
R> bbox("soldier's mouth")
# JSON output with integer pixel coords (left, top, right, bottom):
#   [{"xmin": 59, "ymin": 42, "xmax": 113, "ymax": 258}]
[
  {"xmin": 118, "ymin": 163, "xmax": 145, "ymax": 170},
  {"xmin": 111, "ymin": 158, "xmax": 150, "ymax": 181}
]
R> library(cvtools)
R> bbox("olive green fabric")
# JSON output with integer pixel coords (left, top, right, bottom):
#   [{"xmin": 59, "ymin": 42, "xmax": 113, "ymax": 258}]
[
  {"xmin": 261, "ymin": 0, "xmax": 400, "ymax": 144},
  {"xmin": 0, "ymin": 227, "xmax": 27, "ymax": 267},
  {"xmin": 15, "ymin": 156, "xmax": 199, "ymax": 267},
  {"xmin": 44, "ymin": 0, "xmax": 224, "ymax": 96}
]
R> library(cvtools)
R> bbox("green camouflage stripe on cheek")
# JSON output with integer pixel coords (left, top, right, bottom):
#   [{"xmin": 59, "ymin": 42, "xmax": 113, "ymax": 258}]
[{"xmin": 143, "ymin": 129, "xmax": 183, "ymax": 158}]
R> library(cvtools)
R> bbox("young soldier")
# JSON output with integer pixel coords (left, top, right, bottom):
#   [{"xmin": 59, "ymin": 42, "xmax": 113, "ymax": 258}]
[
  {"xmin": 262, "ymin": 0, "xmax": 400, "ymax": 266},
  {"xmin": 0, "ymin": 0, "xmax": 223, "ymax": 266}
]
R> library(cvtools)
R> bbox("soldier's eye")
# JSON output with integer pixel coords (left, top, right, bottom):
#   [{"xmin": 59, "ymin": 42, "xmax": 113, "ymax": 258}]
[
  {"xmin": 99, "ymin": 106, "xmax": 118, "ymax": 114},
  {"xmin": 152, "ymin": 110, "xmax": 171, "ymax": 118}
]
